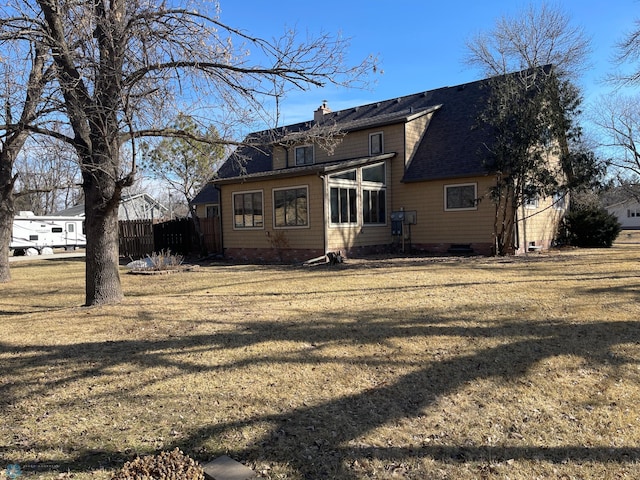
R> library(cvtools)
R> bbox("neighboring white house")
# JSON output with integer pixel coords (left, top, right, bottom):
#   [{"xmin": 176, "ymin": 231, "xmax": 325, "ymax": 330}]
[
  {"xmin": 54, "ymin": 193, "xmax": 168, "ymax": 221},
  {"xmin": 606, "ymin": 199, "xmax": 640, "ymax": 229}
]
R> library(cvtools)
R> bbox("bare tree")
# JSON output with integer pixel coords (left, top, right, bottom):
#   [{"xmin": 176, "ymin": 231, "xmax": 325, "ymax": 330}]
[
  {"xmin": 592, "ymin": 94, "xmax": 640, "ymax": 179},
  {"xmin": 14, "ymin": 137, "xmax": 81, "ymax": 214},
  {"xmin": 465, "ymin": 1, "xmax": 591, "ymax": 79},
  {"xmin": 0, "ymin": 35, "xmax": 54, "ymax": 282},
  {"xmin": 2, "ymin": 0, "xmax": 374, "ymax": 304},
  {"xmin": 593, "ymin": 16, "xmax": 640, "ymax": 187},
  {"xmin": 609, "ymin": 17, "xmax": 640, "ymax": 86},
  {"xmin": 465, "ymin": 2, "xmax": 595, "ymax": 254}
]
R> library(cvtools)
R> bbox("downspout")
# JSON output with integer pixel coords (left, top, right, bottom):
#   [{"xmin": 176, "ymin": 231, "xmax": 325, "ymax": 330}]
[
  {"xmin": 521, "ymin": 202, "xmax": 527, "ymax": 256},
  {"xmin": 214, "ymin": 184, "xmax": 224, "ymax": 255},
  {"xmin": 319, "ymin": 173, "xmax": 328, "ymax": 255},
  {"xmin": 514, "ymin": 207, "xmax": 520, "ymax": 254}
]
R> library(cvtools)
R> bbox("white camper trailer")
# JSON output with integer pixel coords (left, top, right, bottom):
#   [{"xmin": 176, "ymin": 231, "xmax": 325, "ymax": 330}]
[{"xmin": 11, "ymin": 211, "xmax": 86, "ymax": 255}]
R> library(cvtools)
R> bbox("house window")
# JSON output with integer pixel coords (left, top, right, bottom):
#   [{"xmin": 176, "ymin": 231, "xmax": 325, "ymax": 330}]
[
  {"xmin": 553, "ymin": 192, "xmax": 566, "ymax": 210},
  {"xmin": 525, "ymin": 195, "xmax": 539, "ymax": 209},
  {"xmin": 445, "ymin": 183, "xmax": 477, "ymax": 211},
  {"xmin": 362, "ymin": 163, "xmax": 386, "ymax": 224},
  {"xmin": 362, "ymin": 163, "xmax": 385, "ymax": 183},
  {"xmin": 206, "ymin": 205, "xmax": 219, "ymax": 218},
  {"xmin": 363, "ymin": 190, "xmax": 386, "ymax": 224},
  {"xmin": 369, "ymin": 132, "xmax": 383, "ymax": 156},
  {"xmin": 329, "ymin": 169, "xmax": 357, "ymax": 225},
  {"xmin": 330, "ymin": 169, "xmax": 356, "ymax": 181},
  {"xmin": 274, "ymin": 187, "xmax": 308, "ymax": 227},
  {"xmin": 233, "ymin": 191, "xmax": 263, "ymax": 228},
  {"xmin": 328, "ymin": 164, "xmax": 388, "ymax": 226},
  {"xmin": 295, "ymin": 145, "xmax": 314, "ymax": 166},
  {"xmin": 330, "ymin": 187, "xmax": 357, "ymax": 224}
]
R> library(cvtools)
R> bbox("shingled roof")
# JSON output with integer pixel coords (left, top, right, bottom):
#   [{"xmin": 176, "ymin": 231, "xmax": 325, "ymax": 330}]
[
  {"xmin": 214, "ymin": 72, "xmax": 513, "ymax": 183},
  {"xmin": 402, "ymin": 79, "xmax": 493, "ymax": 182}
]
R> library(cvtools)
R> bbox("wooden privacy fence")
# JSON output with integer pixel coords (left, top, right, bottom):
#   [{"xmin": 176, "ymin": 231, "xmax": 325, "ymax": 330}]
[
  {"xmin": 154, "ymin": 218, "xmax": 193, "ymax": 255},
  {"xmin": 119, "ymin": 220, "xmax": 154, "ymax": 258},
  {"xmin": 119, "ymin": 217, "xmax": 221, "ymax": 258},
  {"xmin": 199, "ymin": 217, "xmax": 221, "ymax": 253}
]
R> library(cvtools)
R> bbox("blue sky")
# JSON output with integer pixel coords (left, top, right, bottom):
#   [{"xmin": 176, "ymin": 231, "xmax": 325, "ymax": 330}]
[{"xmin": 217, "ymin": 1, "xmax": 638, "ymax": 126}]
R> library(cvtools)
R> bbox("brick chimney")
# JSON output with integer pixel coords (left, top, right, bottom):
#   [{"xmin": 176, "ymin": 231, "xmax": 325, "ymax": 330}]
[{"xmin": 314, "ymin": 100, "xmax": 331, "ymax": 124}]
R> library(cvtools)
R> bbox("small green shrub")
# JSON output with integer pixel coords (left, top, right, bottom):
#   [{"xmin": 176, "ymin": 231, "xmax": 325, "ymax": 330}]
[
  {"xmin": 561, "ymin": 206, "xmax": 621, "ymax": 248},
  {"xmin": 111, "ymin": 448, "xmax": 204, "ymax": 480}
]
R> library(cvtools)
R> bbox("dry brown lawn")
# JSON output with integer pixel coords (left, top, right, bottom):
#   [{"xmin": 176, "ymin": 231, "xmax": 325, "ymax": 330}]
[{"xmin": 2, "ymin": 237, "xmax": 640, "ymax": 479}]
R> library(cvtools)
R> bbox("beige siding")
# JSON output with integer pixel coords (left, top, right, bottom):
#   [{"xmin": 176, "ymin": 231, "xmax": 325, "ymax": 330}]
[
  {"xmin": 272, "ymin": 147, "xmax": 286, "ymax": 170},
  {"xmin": 393, "ymin": 176, "xmax": 497, "ymax": 244},
  {"xmin": 517, "ymin": 196, "xmax": 565, "ymax": 252},
  {"xmin": 516, "ymin": 150, "xmax": 566, "ymax": 252},
  {"xmin": 194, "ymin": 204, "xmax": 206, "ymax": 218},
  {"xmin": 404, "ymin": 113, "xmax": 433, "ymax": 168},
  {"xmin": 278, "ymin": 124, "xmax": 406, "ymax": 166},
  {"xmin": 220, "ymin": 174, "xmax": 325, "ymax": 251},
  {"xmin": 326, "ymin": 224, "xmax": 390, "ymax": 251}
]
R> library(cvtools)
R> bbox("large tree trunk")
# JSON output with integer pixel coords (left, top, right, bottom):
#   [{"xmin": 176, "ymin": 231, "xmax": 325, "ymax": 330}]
[
  {"xmin": 81, "ymin": 150, "xmax": 125, "ymax": 306},
  {"xmin": 494, "ymin": 184, "xmax": 518, "ymax": 256},
  {"xmin": 0, "ymin": 184, "xmax": 15, "ymax": 283},
  {"xmin": 84, "ymin": 199, "xmax": 123, "ymax": 305},
  {"xmin": 0, "ymin": 141, "xmax": 26, "ymax": 283}
]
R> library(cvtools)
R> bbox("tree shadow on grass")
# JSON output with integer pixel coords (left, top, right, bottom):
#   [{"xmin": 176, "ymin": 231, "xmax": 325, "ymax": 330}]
[
  {"xmin": 166, "ymin": 320, "xmax": 640, "ymax": 478},
  {"xmin": 2, "ymin": 307, "xmax": 640, "ymax": 478}
]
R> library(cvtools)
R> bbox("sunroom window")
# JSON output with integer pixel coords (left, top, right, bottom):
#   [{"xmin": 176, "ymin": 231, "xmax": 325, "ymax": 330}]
[{"xmin": 330, "ymin": 187, "xmax": 357, "ymax": 224}]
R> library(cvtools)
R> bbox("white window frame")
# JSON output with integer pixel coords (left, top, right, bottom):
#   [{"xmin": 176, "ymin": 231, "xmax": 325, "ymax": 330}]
[
  {"xmin": 444, "ymin": 183, "xmax": 477, "ymax": 211},
  {"xmin": 327, "ymin": 163, "xmax": 389, "ymax": 227},
  {"xmin": 272, "ymin": 185, "xmax": 309, "ymax": 229},
  {"xmin": 525, "ymin": 195, "xmax": 539, "ymax": 209},
  {"xmin": 232, "ymin": 189, "xmax": 264, "ymax": 229},
  {"xmin": 294, "ymin": 145, "xmax": 314, "ymax": 166},
  {"xmin": 552, "ymin": 192, "xmax": 566, "ymax": 211},
  {"xmin": 361, "ymin": 162, "xmax": 386, "ymax": 185},
  {"xmin": 328, "ymin": 169, "xmax": 358, "ymax": 226},
  {"xmin": 362, "ymin": 162, "xmax": 387, "ymax": 225},
  {"xmin": 369, "ymin": 132, "xmax": 384, "ymax": 156},
  {"xmin": 205, "ymin": 204, "xmax": 220, "ymax": 218},
  {"xmin": 363, "ymin": 188, "xmax": 387, "ymax": 225}
]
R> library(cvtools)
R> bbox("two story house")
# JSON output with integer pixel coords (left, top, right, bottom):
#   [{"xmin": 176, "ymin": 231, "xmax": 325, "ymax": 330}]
[{"xmin": 210, "ymin": 72, "xmax": 566, "ymax": 262}]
